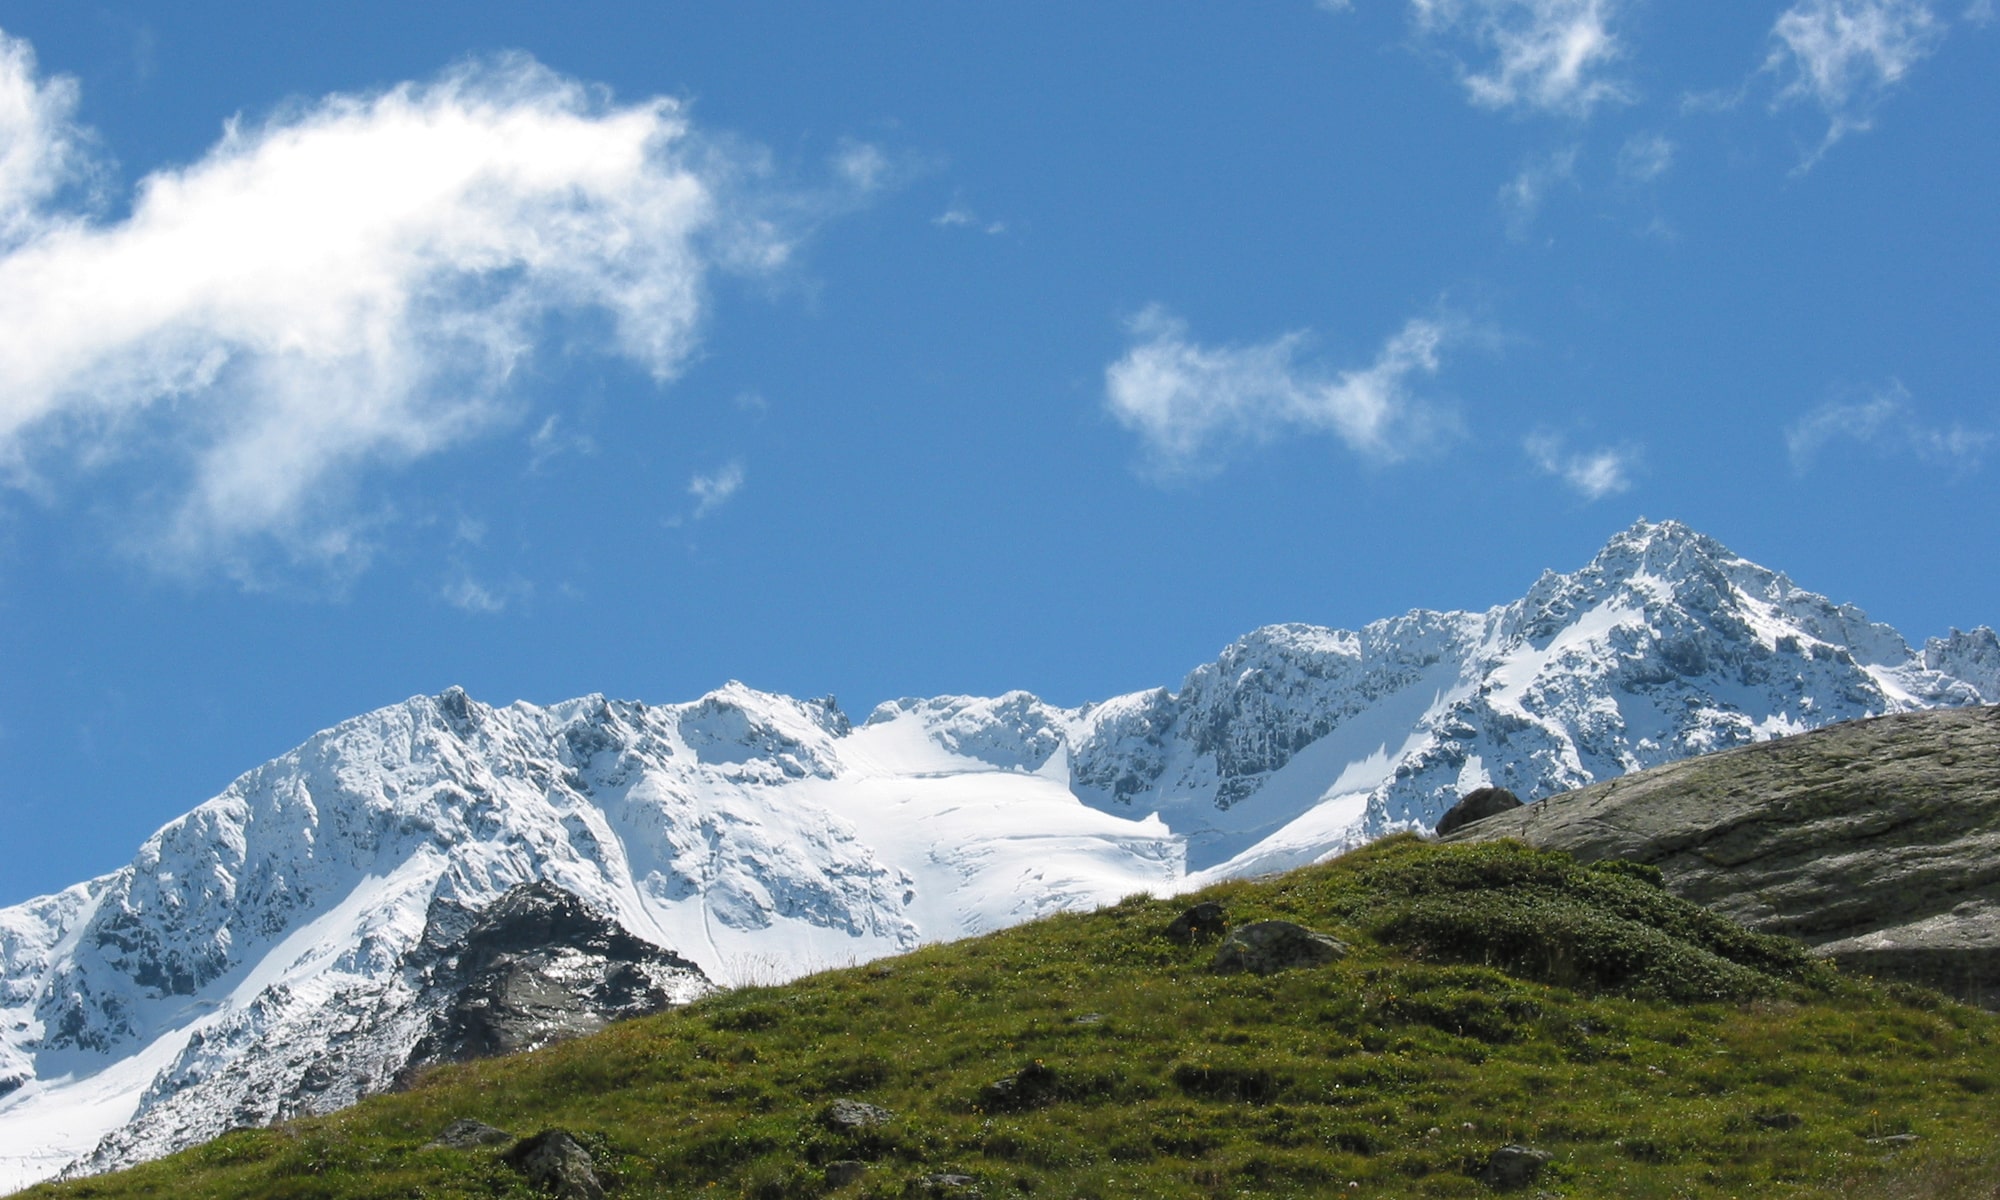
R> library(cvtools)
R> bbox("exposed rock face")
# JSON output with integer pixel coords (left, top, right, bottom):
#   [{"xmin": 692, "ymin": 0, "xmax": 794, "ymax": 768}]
[
  {"xmin": 64, "ymin": 882, "xmax": 709, "ymax": 1184},
  {"xmin": 427, "ymin": 1118, "xmax": 513, "ymax": 1149},
  {"xmin": 403, "ymin": 881, "xmax": 709, "ymax": 1073},
  {"xmin": 1447, "ymin": 706, "xmax": 2000, "ymax": 1005},
  {"xmin": 1480, "ymin": 1144, "xmax": 1553, "ymax": 1190},
  {"xmin": 1434, "ymin": 786, "xmax": 1522, "ymax": 837},
  {"xmin": 1211, "ymin": 920, "xmax": 1348, "ymax": 975},
  {"xmin": 504, "ymin": 1130, "xmax": 605, "ymax": 1200},
  {"xmin": 821, "ymin": 1099, "xmax": 895, "ymax": 1130}
]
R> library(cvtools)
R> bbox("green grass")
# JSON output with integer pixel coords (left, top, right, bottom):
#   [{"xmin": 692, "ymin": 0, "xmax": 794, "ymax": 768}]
[{"xmin": 24, "ymin": 836, "xmax": 2000, "ymax": 1199}]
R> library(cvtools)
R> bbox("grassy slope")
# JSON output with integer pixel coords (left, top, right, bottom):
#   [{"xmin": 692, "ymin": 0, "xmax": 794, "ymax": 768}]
[{"xmin": 22, "ymin": 836, "xmax": 2000, "ymax": 1200}]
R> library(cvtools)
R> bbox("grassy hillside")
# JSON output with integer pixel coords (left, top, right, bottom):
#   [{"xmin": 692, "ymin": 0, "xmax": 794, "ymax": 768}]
[{"xmin": 23, "ymin": 836, "xmax": 2000, "ymax": 1199}]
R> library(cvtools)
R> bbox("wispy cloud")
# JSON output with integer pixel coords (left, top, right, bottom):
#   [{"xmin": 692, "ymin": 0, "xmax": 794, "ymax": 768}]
[
  {"xmin": 1765, "ymin": 0, "xmax": 1947, "ymax": 162},
  {"xmin": 1525, "ymin": 432, "xmax": 1637, "ymax": 500},
  {"xmin": 1616, "ymin": 132, "xmax": 1675, "ymax": 182},
  {"xmin": 0, "ymin": 30, "xmax": 93, "ymax": 245},
  {"xmin": 1104, "ymin": 307, "xmax": 1460, "ymax": 476},
  {"xmin": 1410, "ymin": 0, "xmax": 1631, "ymax": 116},
  {"xmin": 0, "ymin": 36, "xmax": 835, "ymax": 581},
  {"xmin": 526, "ymin": 414, "xmax": 596, "ymax": 473},
  {"xmin": 1498, "ymin": 145, "xmax": 1578, "ymax": 238},
  {"xmin": 441, "ymin": 574, "xmax": 508, "ymax": 614},
  {"xmin": 933, "ymin": 205, "xmax": 1007, "ymax": 235},
  {"xmin": 1786, "ymin": 383, "xmax": 1989, "ymax": 473},
  {"xmin": 688, "ymin": 459, "xmax": 746, "ymax": 518}
]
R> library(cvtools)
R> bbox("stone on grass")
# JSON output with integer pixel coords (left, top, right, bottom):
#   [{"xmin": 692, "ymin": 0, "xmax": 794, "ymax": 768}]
[
  {"xmin": 1164, "ymin": 902, "xmax": 1228, "ymax": 944},
  {"xmin": 980, "ymin": 1061, "xmax": 1059, "ymax": 1112},
  {"xmin": 1866, "ymin": 1133, "xmax": 1920, "ymax": 1148},
  {"xmin": 503, "ymin": 1130, "xmax": 605, "ymax": 1200},
  {"xmin": 1211, "ymin": 920, "xmax": 1348, "ymax": 976},
  {"xmin": 426, "ymin": 1117, "xmax": 512, "ymax": 1149},
  {"xmin": 822, "ymin": 1098, "xmax": 895, "ymax": 1130},
  {"xmin": 825, "ymin": 1159, "xmax": 869, "ymax": 1187},
  {"xmin": 906, "ymin": 1172, "xmax": 981, "ymax": 1197},
  {"xmin": 1477, "ymin": 1143, "xmax": 1551, "ymax": 1190}
]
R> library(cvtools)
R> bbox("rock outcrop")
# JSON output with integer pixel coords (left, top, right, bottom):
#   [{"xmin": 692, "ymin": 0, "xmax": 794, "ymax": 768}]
[
  {"xmin": 1434, "ymin": 786, "xmax": 1522, "ymax": 837},
  {"xmin": 1446, "ymin": 706, "xmax": 2000, "ymax": 1005},
  {"xmin": 1211, "ymin": 920, "xmax": 1348, "ymax": 976},
  {"xmin": 403, "ymin": 881, "xmax": 710, "ymax": 1074}
]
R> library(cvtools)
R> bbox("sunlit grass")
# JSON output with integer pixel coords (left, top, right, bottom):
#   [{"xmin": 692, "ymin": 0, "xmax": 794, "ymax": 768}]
[{"xmin": 24, "ymin": 836, "xmax": 1998, "ymax": 1199}]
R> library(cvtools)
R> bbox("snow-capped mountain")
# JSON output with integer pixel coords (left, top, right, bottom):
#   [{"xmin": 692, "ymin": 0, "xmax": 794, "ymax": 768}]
[{"xmin": 0, "ymin": 519, "xmax": 1991, "ymax": 1190}]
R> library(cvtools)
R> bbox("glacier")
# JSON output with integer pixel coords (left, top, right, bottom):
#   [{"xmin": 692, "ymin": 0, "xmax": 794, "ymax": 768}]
[{"xmin": 0, "ymin": 517, "xmax": 1992, "ymax": 1190}]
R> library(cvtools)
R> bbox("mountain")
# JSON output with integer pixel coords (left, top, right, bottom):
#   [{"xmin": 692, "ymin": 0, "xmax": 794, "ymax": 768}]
[
  {"xmin": 1445, "ymin": 704, "xmax": 2000, "ymax": 1005},
  {"xmin": 15, "ymin": 835, "xmax": 2000, "ymax": 1200},
  {"xmin": 1, "ymin": 518, "xmax": 1991, "ymax": 1190}
]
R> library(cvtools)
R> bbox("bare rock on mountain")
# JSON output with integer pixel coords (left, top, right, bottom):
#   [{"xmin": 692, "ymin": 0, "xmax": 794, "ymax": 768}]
[
  {"xmin": 1435, "ymin": 786, "xmax": 1523, "ymax": 837},
  {"xmin": 1447, "ymin": 706, "xmax": 2000, "ymax": 1005},
  {"xmin": 402, "ymin": 881, "xmax": 710, "ymax": 1075}
]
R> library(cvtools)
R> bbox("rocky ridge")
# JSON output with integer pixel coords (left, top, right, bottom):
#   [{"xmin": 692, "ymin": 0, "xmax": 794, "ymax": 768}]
[{"xmin": 1447, "ymin": 704, "xmax": 2000, "ymax": 1005}]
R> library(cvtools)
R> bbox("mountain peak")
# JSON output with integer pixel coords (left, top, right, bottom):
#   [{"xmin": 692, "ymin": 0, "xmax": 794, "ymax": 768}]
[{"xmin": 3, "ymin": 522, "xmax": 1992, "ymax": 1191}]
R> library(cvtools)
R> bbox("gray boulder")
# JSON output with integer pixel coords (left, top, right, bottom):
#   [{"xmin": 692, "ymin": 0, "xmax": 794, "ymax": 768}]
[
  {"xmin": 907, "ymin": 1173, "xmax": 981, "ymax": 1198},
  {"xmin": 1435, "ymin": 786, "xmax": 1523, "ymax": 837},
  {"xmin": 503, "ymin": 1130, "xmax": 604, "ymax": 1200},
  {"xmin": 1446, "ymin": 706, "xmax": 2000, "ymax": 1006},
  {"xmin": 426, "ymin": 1117, "xmax": 512, "ymax": 1149},
  {"xmin": 1212, "ymin": 920, "xmax": 1348, "ymax": 975},
  {"xmin": 1478, "ymin": 1143, "xmax": 1551, "ymax": 1189},
  {"xmin": 822, "ymin": 1098, "xmax": 895, "ymax": 1130}
]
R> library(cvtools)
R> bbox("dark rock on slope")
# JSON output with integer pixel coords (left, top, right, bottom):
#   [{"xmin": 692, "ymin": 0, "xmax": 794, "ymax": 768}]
[
  {"xmin": 1435, "ymin": 786, "xmax": 1523, "ymax": 837},
  {"xmin": 1445, "ymin": 706, "xmax": 2000, "ymax": 1004},
  {"xmin": 402, "ymin": 882, "xmax": 710, "ymax": 1077}
]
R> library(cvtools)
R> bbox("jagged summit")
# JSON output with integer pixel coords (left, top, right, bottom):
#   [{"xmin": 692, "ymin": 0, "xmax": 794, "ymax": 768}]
[{"xmin": 1, "ymin": 521, "xmax": 1991, "ymax": 1189}]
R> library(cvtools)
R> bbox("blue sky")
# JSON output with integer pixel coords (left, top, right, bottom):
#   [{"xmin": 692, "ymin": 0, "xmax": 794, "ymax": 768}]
[{"xmin": 0, "ymin": 1, "xmax": 1993, "ymax": 904}]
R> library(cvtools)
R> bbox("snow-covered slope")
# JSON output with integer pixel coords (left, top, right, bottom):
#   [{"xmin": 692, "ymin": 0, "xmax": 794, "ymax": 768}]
[
  {"xmin": 0, "ymin": 518, "xmax": 1990, "ymax": 1190},
  {"xmin": 1072, "ymin": 520, "xmax": 1992, "ymax": 883}
]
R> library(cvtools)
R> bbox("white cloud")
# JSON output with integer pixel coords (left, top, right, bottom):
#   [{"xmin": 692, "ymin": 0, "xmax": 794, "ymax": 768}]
[
  {"xmin": 1498, "ymin": 145, "xmax": 1578, "ymax": 238},
  {"xmin": 1410, "ymin": 0, "xmax": 1631, "ymax": 116},
  {"xmin": 441, "ymin": 575, "xmax": 506, "ymax": 614},
  {"xmin": 1616, "ymin": 132, "xmax": 1675, "ymax": 182},
  {"xmin": 0, "ymin": 37, "xmax": 805, "ymax": 578},
  {"xmin": 0, "ymin": 29, "xmax": 91, "ymax": 246},
  {"xmin": 832, "ymin": 140, "xmax": 890, "ymax": 193},
  {"xmin": 1104, "ymin": 307, "xmax": 1459, "ymax": 475},
  {"xmin": 1766, "ymin": 0, "xmax": 1947, "ymax": 160},
  {"xmin": 688, "ymin": 459, "xmax": 745, "ymax": 518},
  {"xmin": 933, "ymin": 205, "xmax": 1007, "ymax": 235},
  {"xmin": 1525, "ymin": 432, "xmax": 1636, "ymax": 500},
  {"xmin": 1786, "ymin": 383, "xmax": 1989, "ymax": 473},
  {"xmin": 526, "ymin": 414, "xmax": 596, "ymax": 473}
]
